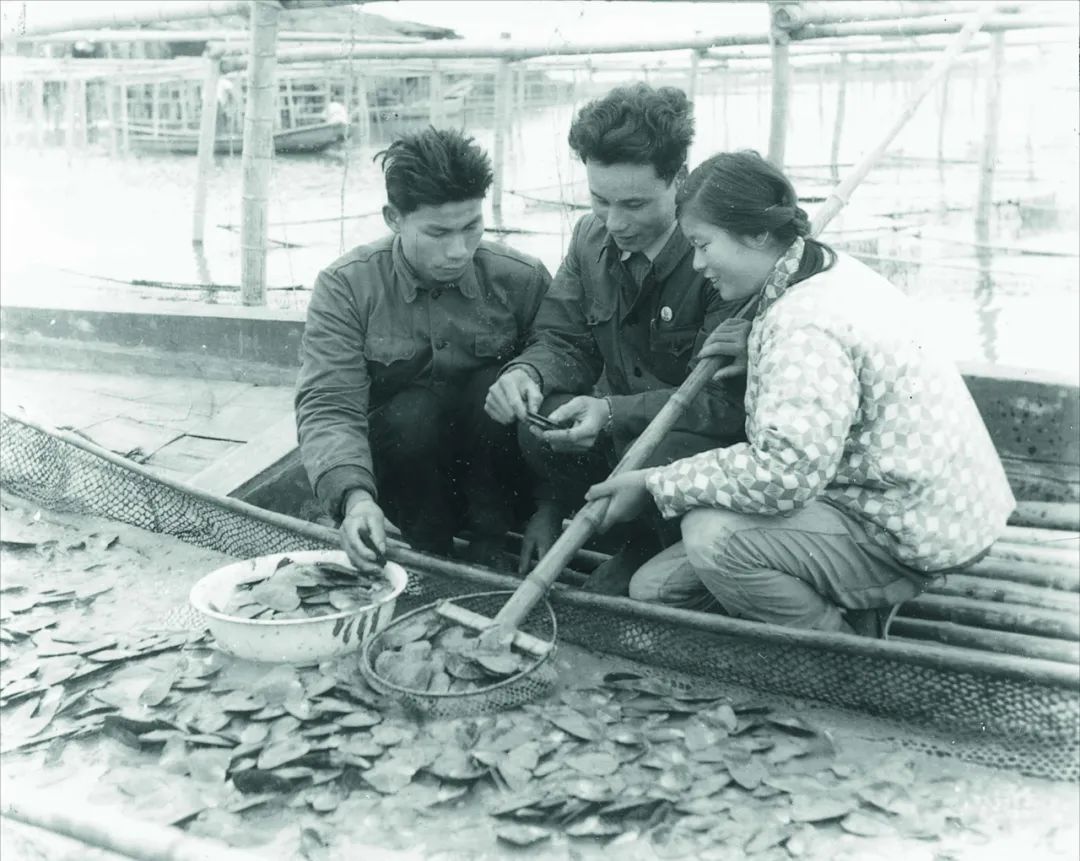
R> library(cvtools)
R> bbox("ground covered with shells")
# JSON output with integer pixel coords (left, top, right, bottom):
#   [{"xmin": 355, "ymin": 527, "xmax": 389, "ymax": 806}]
[{"xmin": 1, "ymin": 499, "xmax": 1077, "ymax": 861}]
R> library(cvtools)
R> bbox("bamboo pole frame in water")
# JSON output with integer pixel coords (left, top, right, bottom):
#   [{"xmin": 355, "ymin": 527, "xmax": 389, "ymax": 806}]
[
  {"xmin": 192, "ymin": 46, "xmax": 223, "ymax": 246},
  {"xmin": 767, "ymin": 23, "xmax": 791, "ymax": 168},
  {"xmin": 491, "ymin": 35, "xmax": 513, "ymax": 223},
  {"xmin": 239, "ymin": 0, "xmax": 280, "ymax": 307},
  {"xmin": 829, "ymin": 53, "xmax": 847, "ymax": 182},
  {"xmin": 975, "ymin": 31, "xmax": 1005, "ymax": 234},
  {"xmin": 811, "ymin": 3, "xmax": 997, "ymax": 234},
  {"xmin": 428, "ymin": 61, "xmax": 444, "ymax": 127}
]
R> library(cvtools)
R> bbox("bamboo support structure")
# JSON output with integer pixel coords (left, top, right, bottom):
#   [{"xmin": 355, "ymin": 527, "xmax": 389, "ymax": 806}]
[
  {"xmin": 975, "ymin": 30, "xmax": 1005, "ymax": 235},
  {"xmin": 928, "ymin": 573, "xmax": 1078, "ymax": 614},
  {"xmin": 64, "ymin": 80, "xmax": 76, "ymax": 157},
  {"xmin": 119, "ymin": 79, "xmax": 130, "ymax": 152},
  {"xmin": 192, "ymin": 46, "xmax": 223, "ymax": 246},
  {"xmin": 767, "ymin": 8, "xmax": 792, "ymax": 168},
  {"xmin": 811, "ymin": 3, "xmax": 997, "ymax": 233},
  {"xmin": 936, "ymin": 67, "xmax": 951, "ymax": 171},
  {"xmin": 773, "ymin": 2, "xmax": 1020, "ymax": 29},
  {"xmin": 1, "ymin": 785, "xmax": 265, "ymax": 861},
  {"xmin": 428, "ymin": 62, "xmax": 444, "ymax": 127},
  {"xmin": 103, "ymin": 80, "xmax": 118, "ymax": 155},
  {"xmin": 31, "ymin": 79, "xmax": 44, "ymax": 148},
  {"xmin": 239, "ymin": 0, "xmax": 281, "ymax": 306},
  {"xmin": 791, "ymin": 14, "xmax": 1062, "ymax": 42},
  {"xmin": 829, "ymin": 53, "xmax": 847, "ymax": 182},
  {"xmin": 491, "ymin": 36, "xmax": 512, "ymax": 223},
  {"xmin": 4, "ymin": 411, "xmax": 1077, "ymax": 691},
  {"xmin": 890, "ymin": 619, "xmax": 1079, "ymax": 664},
  {"xmin": 901, "ymin": 593, "xmax": 1080, "ymax": 641},
  {"xmin": 687, "ymin": 45, "xmax": 701, "ymax": 105}
]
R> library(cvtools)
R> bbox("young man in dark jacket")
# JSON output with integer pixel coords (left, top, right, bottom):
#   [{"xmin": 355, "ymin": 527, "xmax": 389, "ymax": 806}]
[
  {"xmin": 297, "ymin": 128, "xmax": 551, "ymax": 570},
  {"xmin": 486, "ymin": 83, "xmax": 749, "ymax": 594}
]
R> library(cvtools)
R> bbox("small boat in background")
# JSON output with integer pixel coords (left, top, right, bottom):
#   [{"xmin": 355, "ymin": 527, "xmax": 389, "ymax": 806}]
[{"xmin": 127, "ymin": 119, "xmax": 348, "ymax": 155}]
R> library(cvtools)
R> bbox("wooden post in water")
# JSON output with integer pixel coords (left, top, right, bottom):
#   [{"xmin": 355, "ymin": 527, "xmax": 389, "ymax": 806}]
[
  {"xmin": 830, "ymin": 53, "xmax": 847, "ymax": 182},
  {"xmin": 64, "ymin": 79, "xmax": 76, "ymax": 158},
  {"xmin": 687, "ymin": 40, "xmax": 701, "ymax": 106},
  {"xmin": 491, "ymin": 33, "xmax": 512, "ymax": 224},
  {"xmin": 31, "ymin": 78, "xmax": 45, "ymax": 148},
  {"xmin": 975, "ymin": 31, "xmax": 1004, "ymax": 237},
  {"xmin": 767, "ymin": 4, "xmax": 792, "ymax": 168},
  {"xmin": 240, "ymin": 0, "xmax": 282, "ymax": 307},
  {"xmin": 119, "ymin": 79, "xmax": 129, "ymax": 152},
  {"xmin": 104, "ymin": 79, "xmax": 118, "ymax": 156},
  {"xmin": 936, "ymin": 67, "xmax": 951, "ymax": 169},
  {"xmin": 428, "ymin": 61, "xmax": 444, "ymax": 127},
  {"xmin": 193, "ymin": 44, "xmax": 224, "ymax": 246}
]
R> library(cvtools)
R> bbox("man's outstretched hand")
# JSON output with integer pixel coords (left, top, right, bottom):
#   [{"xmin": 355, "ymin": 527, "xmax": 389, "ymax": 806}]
[{"xmin": 339, "ymin": 489, "xmax": 387, "ymax": 573}]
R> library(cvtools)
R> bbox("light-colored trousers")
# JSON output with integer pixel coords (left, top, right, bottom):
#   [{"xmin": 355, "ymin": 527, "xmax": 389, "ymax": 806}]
[{"xmin": 628, "ymin": 501, "xmax": 930, "ymax": 633}]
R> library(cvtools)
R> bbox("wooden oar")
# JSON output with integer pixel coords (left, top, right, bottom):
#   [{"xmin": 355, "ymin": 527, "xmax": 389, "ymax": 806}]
[{"xmin": 437, "ymin": 359, "xmax": 746, "ymax": 651}]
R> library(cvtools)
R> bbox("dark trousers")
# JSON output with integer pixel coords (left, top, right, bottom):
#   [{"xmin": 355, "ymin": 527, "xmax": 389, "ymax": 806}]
[
  {"xmin": 370, "ymin": 365, "xmax": 529, "ymax": 555},
  {"xmin": 517, "ymin": 393, "xmax": 721, "ymax": 555}
]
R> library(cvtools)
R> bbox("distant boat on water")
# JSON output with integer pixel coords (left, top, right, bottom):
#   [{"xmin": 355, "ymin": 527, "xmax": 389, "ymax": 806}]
[{"xmin": 127, "ymin": 119, "xmax": 348, "ymax": 155}]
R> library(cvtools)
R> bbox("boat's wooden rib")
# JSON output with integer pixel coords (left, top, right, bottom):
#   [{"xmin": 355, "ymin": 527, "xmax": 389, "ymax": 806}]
[{"xmin": 925, "ymin": 572, "xmax": 1078, "ymax": 613}]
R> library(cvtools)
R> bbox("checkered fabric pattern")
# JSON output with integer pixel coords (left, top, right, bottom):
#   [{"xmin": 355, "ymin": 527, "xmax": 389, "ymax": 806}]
[{"xmin": 645, "ymin": 241, "xmax": 1016, "ymax": 572}]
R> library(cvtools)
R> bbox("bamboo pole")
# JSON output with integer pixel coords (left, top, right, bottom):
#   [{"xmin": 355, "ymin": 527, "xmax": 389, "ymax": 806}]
[
  {"xmin": 103, "ymin": 80, "xmax": 118, "ymax": 155},
  {"xmin": 790, "ymin": 14, "xmax": 1060, "ymax": 42},
  {"xmin": 119, "ymin": 79, "xmax": 129, "ymax": 152},
  {"xmin": 928, "ymin": 572, "xmax": 1078, "ymax": 613},
  {"xmin": 829, "ymin": 53, "xmax": 847, "ymax": 182},
  {"xmin": 239, "ymin": 0, "xmax": 281, "ymax": 307},
  {"xmin": 64, "ymin": 79, "xmax": 75, "ymax": 158},
  {"xmin": 811, "ymin": 3, "xmax": 997, "ymax": 233},
  {"xmin": 890, "ymin": 618, "xmax": 1080, "ymax": 665},
  {"xmin": 767, "ymin": 8, "xmax": 791, "ymax": 168},
  {"xmin": 428, "ymin": 61, "xmax": 444, "ymax": 127},
  {"xmin": 1, "ymin": 786, "xmax": 265, "ymax": 861},
  {"xmin": 975, "ymin": 31, "xmax": 1005, "ymax": 234},
  {"xmin": 31, "ymin": 78, "xmax": 44, "ymax": 148},
  {"xmin": 773, "ymin": 2, "xmax": 1020, "ymax": 29},
  {"xmin": 192, "ymin": 46, "xmax": 223, "ymax": 246},
  {"xmin": 901, "ymin": 593, "xmax": 1080, "ymax": 641},
  {"xmin": 936, "ymin": 67, "xmax": 951, "ymax": 168},
  {"xmin": 151, "ymin": 81, "xmax": 160, "ymax": 136},
  {"xmin": 491, "ymin": 35, "xmax": 512, "ymax": 224},
  {"xmin": 14, "ymin": 0, "xmax": 254, "ymax": 37},
  {"xmin": 688, "ymin": 45, "xmax": 701, "ymax": 105},
  {"xmin": 4, "ymin": 410, "xmax": 1077, "ymax": 690}
]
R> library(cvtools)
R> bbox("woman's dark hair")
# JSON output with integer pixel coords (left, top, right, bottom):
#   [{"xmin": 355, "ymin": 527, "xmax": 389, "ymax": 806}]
[
  {"xmin": 376, "ymin": 127, "xmax": 493, "ymax": 215},
  {"xmin": 567, "ymin": 83, "xmax": 693, "ymax": 184},
  {"xmin": 677, "ymin": 150, "xmax": 835, "ymax": 280}
]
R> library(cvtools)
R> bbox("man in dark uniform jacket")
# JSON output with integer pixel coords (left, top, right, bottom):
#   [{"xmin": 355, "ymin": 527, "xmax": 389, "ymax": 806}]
[
  {"xmin": 297, "ymin": 128, "xmax": 551, "ymax": 570},
  {"xmin": 486, "ymin": 84, "xmax": 749, "ymax": 593}
]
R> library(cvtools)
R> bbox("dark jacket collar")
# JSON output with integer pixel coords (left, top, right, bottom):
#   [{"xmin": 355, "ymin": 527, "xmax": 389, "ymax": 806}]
[{"xmin": 596, "ymin": 221, "xmax": 690, "ymax": 282}]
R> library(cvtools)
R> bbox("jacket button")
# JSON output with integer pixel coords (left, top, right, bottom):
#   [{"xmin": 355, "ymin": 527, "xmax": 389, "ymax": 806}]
[
  {"xmin": 633, "ymin": 366, "xmax": 643, "ymax": 377},
  {"xmin": 435, "ymin": 340, "xmax": 449, "ymax": 350}
]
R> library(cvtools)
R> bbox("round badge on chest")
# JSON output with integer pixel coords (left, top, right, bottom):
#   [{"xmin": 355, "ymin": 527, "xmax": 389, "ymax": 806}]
[{"xmin": 659, "ymin": 306, "xmax": 673, "ymax": 323}]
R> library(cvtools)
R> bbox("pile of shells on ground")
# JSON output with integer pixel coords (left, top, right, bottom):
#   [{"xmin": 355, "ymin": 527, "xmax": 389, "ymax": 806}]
[{"xmin": 1, "ymin": 499, "xmax": 1076, "ymax": 861}]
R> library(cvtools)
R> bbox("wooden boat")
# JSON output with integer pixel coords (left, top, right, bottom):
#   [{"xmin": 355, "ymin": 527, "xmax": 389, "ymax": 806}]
[{"xmin": 127, "ymin": 120, "xmax": 348, "ymax": 155}]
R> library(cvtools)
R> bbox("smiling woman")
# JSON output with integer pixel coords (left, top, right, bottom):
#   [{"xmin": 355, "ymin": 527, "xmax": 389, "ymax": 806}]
[{"xmin": 587, "ymin": 150, "xmax": 1018, "ymax": 638}]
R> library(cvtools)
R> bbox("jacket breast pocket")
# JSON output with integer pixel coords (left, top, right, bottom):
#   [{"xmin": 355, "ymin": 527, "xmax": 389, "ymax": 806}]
[
  {"xmin": 649, "ymin": 323, "xmax": 699, "ymax": 357},
  {"xmin": 474, "ymin": 333, "xmax": 517, "ymax": 360},
  {"xmin": 363, "ymin": 335, "xmax": 417, "ymax": 366},
  {"xmin": 585, "ymin": 298, "xmax": 616, "ymax": 328}
]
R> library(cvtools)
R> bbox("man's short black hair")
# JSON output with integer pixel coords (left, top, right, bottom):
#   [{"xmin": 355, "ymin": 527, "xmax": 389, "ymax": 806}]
[
  {"xmin": 567, "ymin": 83, "xmax": 694, "ymax": 184},
  {"xmin": 376, "ymin": 127, "xmax": 493, "ymax": 215}
]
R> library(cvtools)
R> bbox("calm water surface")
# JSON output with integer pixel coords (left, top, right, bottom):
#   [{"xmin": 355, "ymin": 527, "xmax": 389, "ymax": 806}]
[{"xmin": 2, "ymin": 62, "xmax": 1077, "ymax": 376}]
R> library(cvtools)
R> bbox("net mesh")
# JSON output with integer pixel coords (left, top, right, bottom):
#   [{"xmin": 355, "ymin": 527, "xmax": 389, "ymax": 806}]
[
  {"xmin": 2, "ymin": 411, "xmax": 1077, "ymax": 781},
  {"xmin": 361, "ymin": 592, "xmax": 559, "ymax": 720}
]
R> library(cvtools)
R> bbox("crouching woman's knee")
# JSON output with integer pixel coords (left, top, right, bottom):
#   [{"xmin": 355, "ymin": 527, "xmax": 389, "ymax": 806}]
[{"xmin": 680, "ymin": 508, "xmax": 740, "ymax": 574}]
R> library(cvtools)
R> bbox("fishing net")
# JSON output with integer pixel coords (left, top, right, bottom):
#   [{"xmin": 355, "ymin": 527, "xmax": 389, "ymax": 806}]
[
  {"xmin": 2, "ymin": 410, "xmax": 1077, "ymax": 782},
  {"xmin": 360, "ymin": 592, "xmax": 559, "ymax": 720}
]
